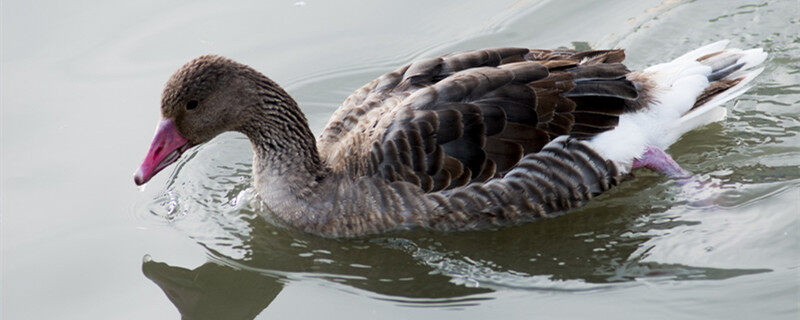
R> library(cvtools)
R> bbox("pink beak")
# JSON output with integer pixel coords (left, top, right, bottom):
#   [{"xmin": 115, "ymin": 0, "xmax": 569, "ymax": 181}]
[{"xmin": 134, "ymin": 119, "xmax": 190, "ymax": 186}]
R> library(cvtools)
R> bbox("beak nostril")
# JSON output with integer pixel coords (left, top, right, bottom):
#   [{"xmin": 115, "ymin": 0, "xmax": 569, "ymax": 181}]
[{"xmin": 152, "ymin": 145, "xmax": 163, "ymax": 160}]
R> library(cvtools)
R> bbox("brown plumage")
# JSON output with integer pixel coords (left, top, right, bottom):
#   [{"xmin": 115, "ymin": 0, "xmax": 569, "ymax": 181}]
[
  {"xmin": 137, "ymin": 43, "xmax": 762, "ymax": 238},
  {"xmin": 318, "ymin": 48, "xmax": 638, "ymax": 194}
]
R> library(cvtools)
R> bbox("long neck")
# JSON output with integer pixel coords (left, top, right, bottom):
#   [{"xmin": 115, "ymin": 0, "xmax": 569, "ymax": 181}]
[{"xmin": 235, "ymin": 77, "xmax": 329, "ymax": 207}]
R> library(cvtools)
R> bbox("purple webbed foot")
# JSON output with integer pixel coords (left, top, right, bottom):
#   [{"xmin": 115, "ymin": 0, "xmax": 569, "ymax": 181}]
[
  {"xmin": 633, "ymin": 146, "xmax": 721, "ymax": 206},
  {"xmin": 632, "ymin": 146, "xmax": 691, "ymax": 179}
]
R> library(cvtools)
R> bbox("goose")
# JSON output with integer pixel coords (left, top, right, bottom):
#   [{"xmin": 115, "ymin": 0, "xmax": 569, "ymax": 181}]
[{"xmin": 134, "ymin": 40, "xmax": 766, "ymax": 238}]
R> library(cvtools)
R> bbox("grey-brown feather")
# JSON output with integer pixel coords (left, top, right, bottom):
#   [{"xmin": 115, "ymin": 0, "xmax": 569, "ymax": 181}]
[
  {"xmin": 690, "ymin": 51, "xmax": 747, "ymax": 110},
  {"xmin": 303, "ymin": 137, "xmax": 620, "ymax": 237},
  {"xmin": 161, "ymin": 49, "xmax": 643, "ymax": 238},
  {"xmin": 317, "ymin": 47, "xmax": 635, "ymax": 193}
]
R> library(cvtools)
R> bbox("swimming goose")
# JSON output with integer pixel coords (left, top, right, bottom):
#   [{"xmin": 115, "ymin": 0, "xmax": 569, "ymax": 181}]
[{"xmin": 134, "ymin": 41, "xmax": 766, "ymax": 237}]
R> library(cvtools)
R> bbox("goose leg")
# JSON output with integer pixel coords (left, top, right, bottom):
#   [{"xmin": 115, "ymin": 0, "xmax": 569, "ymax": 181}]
[
  {"xmin": 634, "ymin": 146, "xmax": 723, "ymax": 206},
  {"xmin": 632, "ymin": 146, "xmax": 690, "ymax": 179}
]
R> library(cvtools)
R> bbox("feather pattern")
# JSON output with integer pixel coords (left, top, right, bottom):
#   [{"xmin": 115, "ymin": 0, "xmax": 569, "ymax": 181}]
[
  {"xmin": 148, "ymin": 42, "xmax": 764, "ymax": 238},
  {"xmin": 307, "ymin": 137, "xmax": 620, "ymax": 237},
  {"xmin": 317, "ymin": 47, "xmax": 635, "ymax": 193}
]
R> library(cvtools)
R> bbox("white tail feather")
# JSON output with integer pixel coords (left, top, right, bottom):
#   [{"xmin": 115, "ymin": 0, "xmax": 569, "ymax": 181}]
[
  {"xmin": 680, "ymin": 67, "xmax": 764, "ymax": 126},
  {"xmin": 673, "ymin": 40, "xmax": 730, "ymax": 62},
  {"xmin": 587, "ymin": 40, "xmax": 766, "ymax": 172}
]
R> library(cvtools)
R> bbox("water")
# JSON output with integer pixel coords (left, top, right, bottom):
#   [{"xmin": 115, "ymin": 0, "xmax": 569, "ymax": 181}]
[{"xmin": 2, "ymin": 0, "xmax": 799, "ymax": 319}]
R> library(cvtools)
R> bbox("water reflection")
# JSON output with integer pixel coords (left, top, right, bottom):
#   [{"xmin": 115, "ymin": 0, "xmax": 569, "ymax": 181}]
[
  {"xmin": 143, "ymin": 215, "xmax": 494, "ymax": 319},
  {"xmin": 143, "ymin": 259, "xmax": 282, "ymax": 320},
  {"xmin": 143, "ymin": 185, "xmax": 771, "ymax": 318}
]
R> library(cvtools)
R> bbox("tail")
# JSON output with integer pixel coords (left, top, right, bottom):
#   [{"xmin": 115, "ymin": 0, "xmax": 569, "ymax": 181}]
[{"xmin": 587, "ymin": 40, "xmax": 767, "ymax": 172}]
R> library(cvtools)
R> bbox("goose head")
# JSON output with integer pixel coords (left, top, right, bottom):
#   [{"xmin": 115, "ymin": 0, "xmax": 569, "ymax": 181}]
[{"xmin": 134, "ymin": 55, "xmax": 280, "ymax": 185}]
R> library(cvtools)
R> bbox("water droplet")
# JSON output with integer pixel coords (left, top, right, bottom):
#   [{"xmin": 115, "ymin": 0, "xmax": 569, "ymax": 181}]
[
  {"xmin": 294, "ymin": 1, "xmax": 306, "ymax": 6},
  {"xmin": 142, "ymin": 254, "xmax": 152, "ymax": 263}
]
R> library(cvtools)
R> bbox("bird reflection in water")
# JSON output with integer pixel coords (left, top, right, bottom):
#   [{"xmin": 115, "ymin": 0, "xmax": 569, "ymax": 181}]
[
  {"xmin": 142, "ymin": 200, "xmax": 771, "ymax": 320},
  {"xmin": 143, "ymin": 259, "xmax": 282, "ymax": 320}
]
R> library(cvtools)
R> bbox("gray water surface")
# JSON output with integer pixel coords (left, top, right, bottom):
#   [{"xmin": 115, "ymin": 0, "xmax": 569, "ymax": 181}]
[{"xmin": 2, "ymin": 0, "xmax": 799, "ymax": 319}]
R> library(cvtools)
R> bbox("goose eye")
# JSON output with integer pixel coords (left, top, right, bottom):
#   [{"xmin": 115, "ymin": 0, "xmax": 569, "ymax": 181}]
[{"xmin": 186, "ymin": 100, "xmax": 199, "ymax": 110}]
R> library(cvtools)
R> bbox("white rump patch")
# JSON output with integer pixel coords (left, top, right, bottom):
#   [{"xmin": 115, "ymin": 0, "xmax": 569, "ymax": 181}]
[{"xmin": 587, "ymin": 40, "xmax": 766, "ymax": 172}]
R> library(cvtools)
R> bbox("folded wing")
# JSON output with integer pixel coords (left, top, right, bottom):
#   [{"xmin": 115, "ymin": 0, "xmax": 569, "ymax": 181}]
[{"xmin": 318, "ymin": 47, "xmax": 639, "ymax": 193}]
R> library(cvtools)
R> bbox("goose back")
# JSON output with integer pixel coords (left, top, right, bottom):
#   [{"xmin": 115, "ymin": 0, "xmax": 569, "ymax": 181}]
[{"xmin": 317, "ymin": 47, "xmax": 639, "ymax": 192}]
